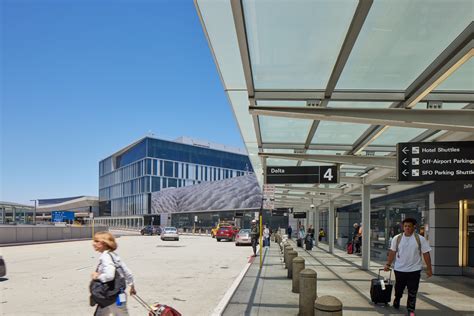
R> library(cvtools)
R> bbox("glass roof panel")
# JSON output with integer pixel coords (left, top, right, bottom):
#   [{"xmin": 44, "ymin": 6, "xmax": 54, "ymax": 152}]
[
  {"xmin": 336, "ymin": 0, "xmax": 473, "ymax": 90},
  {"xmin": 266, "ymin": 158, "xmax": 298, "ymax": 166},
  {"xmin": 263, "ymin": 148, "xmax": 295, "ymax": 153},
  {"xmin": 196, "ymin": 0, "xmax": 246, "ymax": 90},
  {"xmin": 257, "ymin": 100, "xmax": 307, "ymax": 107},
  {"xmin": 312, "ymin": 121, "xmax": 370, "ymax": 145},
  {"xmin": 243, "ymin": 0, "xmax": 358, "ymax": 89},
  {"xmin": 328, "ymin": 101, "xmax": 392, "ymax": 108},
  {"xmin": 227, "ymin": 91, "xmax": 262, "ymax": 183},
  {"xmin": 371, "ymin": 127, "xmax": 427, "ymax": 145},
  {"xmin": 259, "ymin": 117, "xmax": 312, "ymax": 143},
  {"xmin": 435, "ymin": 57, "xmax": 474, "ymax": 91},
  {"xmin": 300, "ymin": 161, "xmax": 332, "ymax": 166}
]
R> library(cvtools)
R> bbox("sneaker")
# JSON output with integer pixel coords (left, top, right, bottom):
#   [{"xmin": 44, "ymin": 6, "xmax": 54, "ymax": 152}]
[
  {"xmin": 408, "ymin": 312, "xmax": 415, "ymax": 316},
  {"xmin": 393, "ymin": 298, "xmax": 400, "ymax": 309}
]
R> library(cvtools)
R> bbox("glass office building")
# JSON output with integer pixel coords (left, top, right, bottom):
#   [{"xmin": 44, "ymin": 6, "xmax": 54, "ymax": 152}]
[{"xmin": 99, "ymin": 137, "xmax": 253, "ymax": 216}]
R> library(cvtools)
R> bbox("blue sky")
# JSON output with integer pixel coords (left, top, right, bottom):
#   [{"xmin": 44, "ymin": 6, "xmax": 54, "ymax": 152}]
[{"xmin": 1, "ymin": 0, "xmax": 245, "ymax": 204}]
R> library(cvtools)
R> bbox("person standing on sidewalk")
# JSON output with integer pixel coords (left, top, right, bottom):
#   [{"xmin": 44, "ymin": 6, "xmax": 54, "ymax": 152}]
[
  {"xmin": 263, "ymin": 224, "xmax": 270, "ymax": 247},
  {"xmin": 384, "ymin": 218, "xmax": 432, "ymax": 315},
  {"xmin": 250, "ymin": 219, "xmax": 259, "ymax": 257},
  {"xmin": 287, "ymin": 225, "xmax": 293, "ymax": 239}
]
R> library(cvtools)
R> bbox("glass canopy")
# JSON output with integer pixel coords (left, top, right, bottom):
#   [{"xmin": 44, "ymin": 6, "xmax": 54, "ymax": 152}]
[{"xmin": 196, "ymin": 0, "xmax": 474, "ymax": 209}]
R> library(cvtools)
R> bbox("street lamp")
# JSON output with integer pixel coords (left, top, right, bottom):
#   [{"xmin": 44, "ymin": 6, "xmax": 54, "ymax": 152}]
[{"xmin": 29, "ymin": 199, "xmax": 37, "ymax": 225}]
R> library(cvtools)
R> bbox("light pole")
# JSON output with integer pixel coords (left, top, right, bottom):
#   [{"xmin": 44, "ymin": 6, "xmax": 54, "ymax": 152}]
[{"xmin": 29, "ymin": 199, "xmax": 37, "ymax": 225}]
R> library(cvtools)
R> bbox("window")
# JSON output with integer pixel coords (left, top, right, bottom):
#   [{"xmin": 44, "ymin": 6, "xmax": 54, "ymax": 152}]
[{"xmin": 164, "ymin": 161, "xmax": 173, "ymax": 177}]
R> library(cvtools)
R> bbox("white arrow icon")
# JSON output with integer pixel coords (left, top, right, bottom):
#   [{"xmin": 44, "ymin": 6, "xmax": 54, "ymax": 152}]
[
  {"xmin": 402, "ymin": 147, "xmax": 409, "ymax": 154},
  {"xmin": 402, "ymin": 170, "xmax": 409, "ymax": 176},
  {"xmin": 402, "ymin": 158, "xmax": 409, "ymax": 165}
]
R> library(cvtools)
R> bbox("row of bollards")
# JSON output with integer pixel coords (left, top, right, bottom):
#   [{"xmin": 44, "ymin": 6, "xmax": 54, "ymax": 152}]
[{"xmin": 282, "ymin": 241, "xmax": 343, "ymax": 316}]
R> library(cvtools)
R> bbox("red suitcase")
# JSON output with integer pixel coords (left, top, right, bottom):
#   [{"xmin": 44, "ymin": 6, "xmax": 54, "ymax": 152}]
[
  {"xmin": 347, "ymin": 242, "xmax": 353, "ymax": 254},
  {"xmin": 133, "ymin": 294, "xmax": 182, "ymax": 316}
]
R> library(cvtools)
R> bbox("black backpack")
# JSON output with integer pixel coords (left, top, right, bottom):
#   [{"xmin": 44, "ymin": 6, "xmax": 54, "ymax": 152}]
[{"xmin": 89, "ymin": 253, "xmax": 127, "ymax": 307}]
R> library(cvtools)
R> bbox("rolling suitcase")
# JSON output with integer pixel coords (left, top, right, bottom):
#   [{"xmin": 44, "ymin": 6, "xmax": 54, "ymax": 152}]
[
  {"xmin": 132, "ymin": 294, "xmax": 182, "ymax": 316},
  {"xmin": 305, "ymin": 236, "xmax": 313, "ymax": 250},
  {"xmin": 297, "ymin": 238, "xmax": 303, "ymax": 247},
  {"xmin": 370, "ymin": 269, "xmax": 393, "ymax": 305},
  {"xmin": 347, "ymin": 242, "xmax": 353, "ymax": 254}
]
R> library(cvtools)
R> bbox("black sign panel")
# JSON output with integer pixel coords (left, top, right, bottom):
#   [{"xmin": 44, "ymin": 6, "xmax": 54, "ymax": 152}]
[
  {"xmin": 271, "ymin": 208, "xmax": 290, "ymax": 216},
  {"xmin": 266, "ymin": 166, "xmax": 338, "ymax": 184},
  {"xmin": 434, "ymin": 181, "xmax": 474, "ymax": 204},
  {"xmin": 293, "ymin": 212, "xmax": 307, "ymax": 219},
  {"xmin": 397, "ymin": 141, "xmax": 474, "ymax": 181}
]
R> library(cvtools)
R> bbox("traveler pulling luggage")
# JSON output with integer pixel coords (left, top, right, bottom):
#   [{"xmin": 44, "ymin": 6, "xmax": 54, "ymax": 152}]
[
  {"xmin": 133, "ymin": 294, "xmax": 181, "ymax": 316},
  {"xmin": 370, "ymin": 269, "xmax": 393, "ymax": 305}
]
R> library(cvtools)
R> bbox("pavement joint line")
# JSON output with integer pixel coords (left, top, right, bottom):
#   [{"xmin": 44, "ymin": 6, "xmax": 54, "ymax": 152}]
[
  {"xmin": 298, "ymin": 241, "xmax": 463, "ymax": 315},
  {"xmin": 211, "ymin": 249, "xmax": 261, "ymax": 316}
]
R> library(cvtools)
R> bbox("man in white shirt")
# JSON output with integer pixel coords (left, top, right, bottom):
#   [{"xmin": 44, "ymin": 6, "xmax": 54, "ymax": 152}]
[{"xmin": 384, "ymin": 218, "xmax": 432, "ymax": 315}]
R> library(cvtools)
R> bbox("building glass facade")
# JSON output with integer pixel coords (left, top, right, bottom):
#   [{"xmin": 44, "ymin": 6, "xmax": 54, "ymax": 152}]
[{"xmin": 99, "ymin": 137, "xmax": 253, "ymax": 216}]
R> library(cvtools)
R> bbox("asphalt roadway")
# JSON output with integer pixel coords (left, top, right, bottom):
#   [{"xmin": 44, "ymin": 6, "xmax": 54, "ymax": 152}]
[{"xmin": 0, "ymin": 232, "xmax": 253, "ymax": 316}]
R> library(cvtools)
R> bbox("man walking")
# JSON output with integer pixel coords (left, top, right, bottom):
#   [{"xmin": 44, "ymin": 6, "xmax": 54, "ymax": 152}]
[
  {"xmin": 287, "ymin": 225, "xmax": 293, "ymax": 240},
  {"xmin": 384, "ymin": 218, "xmax": 432, "ymax": 315},
  {"xmin": 250, "ymin": 219, "xmax": 259, "ymax": 257}
]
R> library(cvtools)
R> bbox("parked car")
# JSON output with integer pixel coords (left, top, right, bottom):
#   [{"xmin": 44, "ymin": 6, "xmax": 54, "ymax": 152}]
[
  {"xmin": 235, "ymin": 229, "xmax": 252, "ymax": 246},
  {"xmin": 140, "ymin": 225, "xmax": 161, "ymax": 236},
  {"xmin": 216, "ymin": 226, "xmax": 235, "ymax": 242},
  {"xmin": 0, "ymin": 256, "xmax": 5, "ymax": 277},
  {"xmin": 211, "ymin": 222, "xmax": 233, "ymax": 238},
  {"xmin": 161, "ymin": 227, "xmax": 179, "ymax": 241}
]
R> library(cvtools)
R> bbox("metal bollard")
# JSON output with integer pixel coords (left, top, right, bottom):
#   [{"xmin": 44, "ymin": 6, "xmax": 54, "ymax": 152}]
[
  {"xmin": 287, "ymin": 250, "xmax": 298, "ymax": 279},
  {"xmin": 292, "ymin": 257, "xmax": 305, "ymax": 293},
  {"xmin": 299, "ymin": 268, "xmax": 317, "ymax": 316},
  {"xmin": 314, "ymin": 295, "xmax": 342, "ymax": 316},
  {"xmin": 284, "ymin": 246, "xmax": 293, "ymax": 268}
]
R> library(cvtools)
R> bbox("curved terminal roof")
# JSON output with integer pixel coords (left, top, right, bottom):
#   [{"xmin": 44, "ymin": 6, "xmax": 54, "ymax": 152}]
[{"xmin": 195, "ymin": 0, "xmax": 474, "ymax": 210}]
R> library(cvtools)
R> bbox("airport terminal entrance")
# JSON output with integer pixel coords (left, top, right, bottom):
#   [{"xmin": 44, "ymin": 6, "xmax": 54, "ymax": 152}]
[{"xmin": 461, "ymin": 200, "xmax": 474, "ymax": 277}]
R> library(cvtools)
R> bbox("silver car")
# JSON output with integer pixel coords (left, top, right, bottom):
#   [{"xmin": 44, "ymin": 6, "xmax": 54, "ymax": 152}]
[
  {"xmin": 161, "ymin": 227, "xmax": 179, "ymax": 241},
  {"xmin": 235, "ymin": 229, "xmax": 252, "ymax": 246}
]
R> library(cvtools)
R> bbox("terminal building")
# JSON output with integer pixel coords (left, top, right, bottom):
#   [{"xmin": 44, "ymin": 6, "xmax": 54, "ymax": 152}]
[{"xmin": 97, "ymin": 136, "xmax": 257, "ymax": 227}]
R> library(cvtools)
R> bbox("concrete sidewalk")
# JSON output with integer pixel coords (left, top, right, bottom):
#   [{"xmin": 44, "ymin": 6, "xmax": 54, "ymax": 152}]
[{"xmin": 223, "ymin": 240, "xmax": 474, "ymax": 316}]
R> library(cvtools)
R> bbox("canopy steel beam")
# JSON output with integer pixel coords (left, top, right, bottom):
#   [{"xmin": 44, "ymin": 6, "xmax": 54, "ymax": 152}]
[
  {"xmin": 230, "ymin": 0, "xmax": 254, "ymax": 97},
  {"xmin": 405, "ymin": 22, "xmax": 474, "ymax": 108},
  {"xmin": 325, "ymin": 0, "xmax": 373, "ymax": 95},
  {"xmin": 299, "ymin": 0, "xmax": 373, "ymax": 167},
  {"xmin": 275, "ymin": 186, "xmax": 344, "ymax": 194},
  {"xmin": 260, "ymin": 152, "xmax": 395, "ymax": 168},
  {"xmin": 253, "ymin": 90, "xmax": 474, "ymax": 103},
  {"xmin": 250, "ymin": 106, "xmax": 474, "ymax": 132},
  {"xmin": 262, "ymin": 142, "xmax": 395, "ymax": 152}
]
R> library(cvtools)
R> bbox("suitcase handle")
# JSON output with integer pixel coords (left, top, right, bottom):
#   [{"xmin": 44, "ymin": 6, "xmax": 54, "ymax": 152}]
[{"xmin": 378, "ymin": 268, "xmax": 392, "ymax": 281}]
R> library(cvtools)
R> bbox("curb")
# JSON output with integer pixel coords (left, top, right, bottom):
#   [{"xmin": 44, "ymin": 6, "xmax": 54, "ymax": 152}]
[{"xmin": 211, "ymin": 250, "xmax": 261, "ymax": 316}]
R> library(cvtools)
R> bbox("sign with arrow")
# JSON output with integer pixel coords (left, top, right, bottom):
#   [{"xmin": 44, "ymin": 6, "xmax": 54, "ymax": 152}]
[{"xmin": 397, "ymin": 141, "xmax": 474, "ymax": 181}]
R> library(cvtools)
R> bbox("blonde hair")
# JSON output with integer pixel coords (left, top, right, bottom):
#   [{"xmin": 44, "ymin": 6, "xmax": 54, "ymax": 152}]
[{"xmin": 94, "ymin": 231, "xmax": 117, "ymax": 251}]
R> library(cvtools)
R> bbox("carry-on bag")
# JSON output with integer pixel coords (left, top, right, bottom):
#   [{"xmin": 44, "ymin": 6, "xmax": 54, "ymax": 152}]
[
  {"xmin": 347, "ymin": 242, "xmax": 353, "ymax": 254},
  {"xmin": 132, "ymin": 294, "xmax": 182, "ymax": 316},
  {"xmin": 297, "ymin": 238, "xmax": 303, "ymax": 247},
  {"xmin": 370, "ymin": 269, "xmax": 393, "ymax": 305}
]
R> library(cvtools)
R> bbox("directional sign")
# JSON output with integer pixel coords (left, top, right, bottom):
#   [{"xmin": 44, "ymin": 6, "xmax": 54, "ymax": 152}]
[
  {"xmin": 266, "ymin": 166, "xmax": 338, "ymax": 184},
  {"xmin": 263, "ymin": 184, "xmax": 275, "ymax": 209},
  {"xmin": 397, "ymin": 141, "xmax": 474, "ymax": 181}
]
